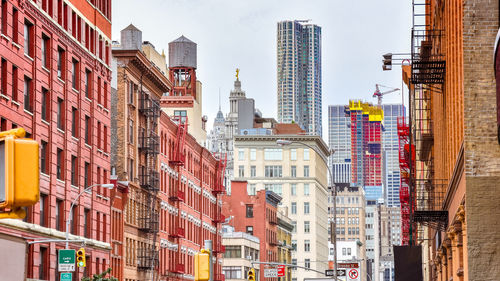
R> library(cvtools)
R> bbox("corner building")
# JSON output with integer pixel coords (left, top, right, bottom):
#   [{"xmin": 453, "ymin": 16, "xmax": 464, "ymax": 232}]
[{"xmin": 0, "ymin": 0, "xmax": 112, "ymax": 279}]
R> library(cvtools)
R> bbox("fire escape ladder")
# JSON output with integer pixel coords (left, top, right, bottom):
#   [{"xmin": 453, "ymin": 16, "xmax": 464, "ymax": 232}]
[
  {"xmin": 169, "ymin": 116, "xmax": 188, "ymax": 166},
  {"xmin": 212, "ymin": 153, "xmax": 227, "ymax": 195}
]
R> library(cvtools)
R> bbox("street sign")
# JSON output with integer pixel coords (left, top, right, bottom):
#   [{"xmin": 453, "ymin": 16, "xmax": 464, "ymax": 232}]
[
  {"xmin": 337, "ymin": 269, "xmax": 346, "ymax": 277},
  {"xmin": 58, "ymin": 249, "xmax": 76, "ymax": 272},
  {"xmin": 325, "ymin": 269, "xmax": 334, "ymax": 276},
  {"xmin": 277, "ymin": 265, "xmax": 285, "ymax": 277},
  {"xmin": 348, "ymin": 268, "xmax": 359, "ymax": 281},
  {"xmin": 60, "ymin": 272, "xmax": 72, "ymax": 281},
  {"xmin": 338, "ymin": 262, "xmax": 359, "ymax": 269},
  {"xmin": 264, "ymin": 268, "xmax": 278, "ymax": 278}
]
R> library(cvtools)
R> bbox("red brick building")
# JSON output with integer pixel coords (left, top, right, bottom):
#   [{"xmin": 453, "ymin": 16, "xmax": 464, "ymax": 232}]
[
  {"xmin": 223, "ymin": 181, "xmax": 281, "ymax": 281},
  {"xmin": 0, "ymin": 0, "xmax": 112, "ymax": 280}
]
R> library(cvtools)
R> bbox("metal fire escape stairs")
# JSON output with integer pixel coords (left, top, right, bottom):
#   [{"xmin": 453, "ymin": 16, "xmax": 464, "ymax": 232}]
[
  {"xmin": 137, "ymin": 91, "xmax": 161, "ymax": 274},
  {"xmin": 212, "ymin": 152, "xmax": 227, "ymax": 281},
  {"xmin": 406, "ymin": 0, "xmax": 448, "ymax": 245}
]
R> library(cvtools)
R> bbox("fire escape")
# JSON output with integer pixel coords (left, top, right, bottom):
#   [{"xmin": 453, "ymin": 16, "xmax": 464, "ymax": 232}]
[
  {"xmin": 168, "ymin": 115, "xmax": 188, "ymax": 276},
  {"xmin": 406, "ymin": 0, "xmax": 448, "ymax": 244},
  {"xmin": 212, "ymin": 153, "xmax": 227, "ymax": 281},
  {"xmin": 137, "ymin": 91, "xmax": 161, "ymax": 272}
]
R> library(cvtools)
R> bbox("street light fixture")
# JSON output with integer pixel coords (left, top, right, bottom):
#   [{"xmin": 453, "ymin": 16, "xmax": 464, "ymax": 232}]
[
  {"xmin": 65, "ymin": 183, "xmax": 114, "ymax": 248},
  {"xmin": 276, "ymin": 139, "xmax": 338, "ymax": 280}
]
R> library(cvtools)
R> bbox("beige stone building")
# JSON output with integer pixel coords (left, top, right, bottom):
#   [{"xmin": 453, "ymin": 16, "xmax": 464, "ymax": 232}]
[
  {"xmin": 233, "ymin": 134, "xmax": 330, "ymax": 281},
  {"xmin": 222, "ymin": 230, "xmax": 261, "ymax": 281},
  {"xmin": 277, "ymin": 207, "xmax": 294, "ymax": 281}
]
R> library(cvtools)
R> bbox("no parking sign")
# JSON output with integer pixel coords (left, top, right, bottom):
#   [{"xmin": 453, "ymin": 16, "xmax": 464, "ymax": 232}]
[{"xmin": 347, "ymin": 268, "xmax": 359, "ymax": 281}]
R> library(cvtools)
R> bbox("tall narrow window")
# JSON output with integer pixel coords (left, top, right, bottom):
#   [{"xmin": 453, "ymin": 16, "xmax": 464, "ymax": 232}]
[
  {"xmin": 103, "ymin": 81, "xmax": 108, "ymax": 108},
  {"xmin": 24, "ymin": 20, "xmax": 33, "ymax": 57},
  {"xmin": 128, "ymin": 159, "xmax": 134, "ymax": 181},
  {"xmin": 84, "ymin": 115, "xmax": 91, "ymax": 144},
  {"xmin": 56, "ymin": 148, "xmax": 63, "ymax": 180},
  {"xmin": 84, "ymin": 208, "xmax": 90, "ymax": 237},
  {"xmin": 57, "ymin": 98, "xmax": 64, "ymax": 130},
  {"xmin": 128, "ymin": 120, "xmax": 134, "ymax": 143},
  {"xmin": 1, "ymin": 0, "xmax": 7, "ymax": 35},
  {"xmin": 39, "ymin": 193, "xmax": 47, "ymax": 227},
  {"xmin": 84, "ymin": 69, "xmax": 91, "ymax": 98},
  {"xmin": 71, "ymin": 155, "xmax": 78, "ymax": 186},
  {"xmin": 103, "ymin": 125, "xmax": 108, "ymax": 152},
  {"xmin": 57, "ymin": 47, "xmax": 65, "ymax": 79},
  {"xmin": 40, "ymin": 140, "xmax": 48, "ymax": 174},
  {"xmin": 72, "ymin": 58, "xmax": 79, "ymax": 90},
  {"xmin": 23, "ymin": 76, "xmax": 32, "ymax": 112},
  {"xmin": 1, "ymin": 59, "xmax": 6, "ymax": 97},
  {"xmin": 41, "ymin": 88, "xmax": 50, "ymax": 121},
  {"xmin": 71, "ymin": 205, "xmax": 78, "ymax": 235},
  {"xmin": 39, "ymin": 247, "xmax": 48, "ymax": 280},
  {"xmin": 56, "ymin": 199, "xmax": 63, "ymax": 231},
  {"xmin": 84, "ymin": 162, "xmax": 90, "ymax": 188},
  {"xmin": 97, "ymin": 76, "xmax": 101, "ymax": 104},
  {"xmin": 97, "ymin": 121, "xmax": 101, "ymax": 149},
  {"xmin": 71, "ymin": 107, "xmax": 78, "ymax": 137},
  {"xmin": 304, "ymin": 165, "xmax": 310, "ymax": 177},
  {"xmin": 41, "ymin": 35, "xmax": 50, "ymax": 68},
  {"xmin": 11, "ymin": 65, "xmax": 17, "ymax": 102}
]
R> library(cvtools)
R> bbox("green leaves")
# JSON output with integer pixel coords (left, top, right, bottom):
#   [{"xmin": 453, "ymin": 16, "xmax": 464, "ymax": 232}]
[{"xmin": 81, "ymin": 267, "xmax": 118, "ymax": 281}]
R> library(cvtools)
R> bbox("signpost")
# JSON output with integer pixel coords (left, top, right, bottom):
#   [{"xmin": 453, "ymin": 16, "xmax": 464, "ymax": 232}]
[
  {"xmin": 277, "ymin": 265, "xmax": 285, "ymax": 277},
  {"xmin": 58, "ymin": 249, "xmax": 76, "ymax": 272},
  {"xmin": 60, "ymin": 273, "xmax": 73, "ymax": 281},
  {"xmin": 264, "ymin": 268, "xmax": 278, "ymax": 278}
]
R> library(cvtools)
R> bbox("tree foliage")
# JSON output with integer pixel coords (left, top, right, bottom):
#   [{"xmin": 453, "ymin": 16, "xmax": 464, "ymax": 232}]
[{"xmin": 81, "ymin": 267, "xmax": 118, "ymax": 281}]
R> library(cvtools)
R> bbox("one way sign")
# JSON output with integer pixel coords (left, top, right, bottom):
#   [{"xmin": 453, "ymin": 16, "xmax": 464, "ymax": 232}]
[{"xmin": 325, "ymin": 269, "xmax": 346, "ymax": 277}]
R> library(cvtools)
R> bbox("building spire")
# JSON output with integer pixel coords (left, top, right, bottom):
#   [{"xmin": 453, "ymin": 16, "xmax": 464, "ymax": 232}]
[{"xmin": 218, "ymin": 88, "xmax": 221, "ymax": 111}]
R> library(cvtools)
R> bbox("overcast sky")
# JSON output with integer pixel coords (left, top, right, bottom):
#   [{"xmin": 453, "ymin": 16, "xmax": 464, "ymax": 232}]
[{"xmin": 112, "ymin": 0, "xmax": 412, "ymax": 138}]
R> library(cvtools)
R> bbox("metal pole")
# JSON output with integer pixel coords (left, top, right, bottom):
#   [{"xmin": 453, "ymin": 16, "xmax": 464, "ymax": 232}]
[{"xmin": 205, "ymin": 240, "xmax": 213, "ymax": 281}]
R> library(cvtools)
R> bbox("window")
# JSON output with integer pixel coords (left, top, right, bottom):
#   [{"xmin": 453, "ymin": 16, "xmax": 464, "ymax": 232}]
[
  {"xmin": 128, "ymin": 81, "xmax": 134, "ymax": 104},
  {"xmin": 305, "ymin": 259, "xmax": 311, "ymax": 269},
  {"xmin": 250, "ymin": 166, "xmax": 256, "ymax": 177},
  {"xmin": 246, "ymin": 226, "xmax": 253, "ymax": 235},
  {"xmin": 291, "ymin": 184, "xmax": 296, "ymax": 196},
  {"xmin": 71, "ymin": 155, "xmax": 78, "ymax": 186},
  {"xmin": 224, "ymin": 245, "xmax": 242, "ymax": 259},
  {"xmin": 11, "ymin": 65, "xmax": 17, "ymax": 102},
  {"xmin": 291, "ymin": 259, "xmax": 297, "ymax": 270},
  {"xmin": 247, "ymin": 184, "xmax": 256, "ymax": 196},
  {"xmin": 264, "ymin": 148, "xmax": 282, "ymax": 160},
  {"xmin": 56, "ymin": 148, "xmax": 63, "ymax": 180},
  {"xmin": 39, "ymin": 193, "xmax": 47, "ymax": 227},
  {"xmin": 291, "ymin": 240, "xmax": 297, "ymax": 251},
  {"xmin": 264, "ymin": 183, "xmax": 282, "ymax": 195},
  {"xmin": 304, "ymin": 184, "xmax": 310, "ymax": 196},
  {"xmin": 222, "ymin": 266, "xmax": 242, "ymax": 279},
  {"xmin": 265, "ymin": 165, "xmax": 282, "ymax": 177},
  {"xmin": 304, "ymin": 202, "xmax": 310, "ymax": 214},
  {"xmin": 71, "ymin": 107, "xmax": 78, "ymax": 137},
  {"xmin": 246, "ymin": 205, "xmax": 253, "ymax": 218},
  {"xmin": 41, "ymin": 35, "xmax": 50, "ymax": 68},
  {"xmin": 238, "ymin": 165, "xmax": 244, "ymax": 177},
  {"xmin": 57, "ymin": 98, "xmax": 64, "ymax": 130},
  {"xmin": 41, "ymin": 88, "xmax": 50, "ymax": 121},
  {"xmin": 23, "ymin": 76, "xmax": 32, "ymax": 112},
  {"xmin": 84, "ymin": 162, "xmax": 90, "ymax": 188},
  {"xmin": 40, "ymin": 141, "xmax": 48, "ymax": 174},
  {"xmin": 304, "ymin": 165, "xmax": 310, "ymax": 177},
  {"xmin": 290, "ymin": 149, "xmax": 297, "ymax": 160},
  {"xmin": 84, "ymin": 208, "xmax": 90, "ymax": 237},
  {"xmin": 342, "ymin": 248, "xmax": 346, "ymax": 255},
  {"xmin": 128, "ymin": 119, "xmax": 134, "ymax": 143},
  {"xmin": 291, "ymin": 165, "xmax": 296, "ymax": 177},
  {"xmin": 304, "ymin": 240, "xmax": 310, "ymax": 252},
  {"xmin": 72, "ymin": 58, "xmax": 79, "ymax": 90},
  {"xmin": 291, "ymin": 221, "xmax": 296, "ymax": 233},
  {"xmin": 304, "ymin": 148, "xmax": 310, "ymax": 160},
  {"xmin": 57, "ymin": 47, "xmax": 65, "ymax": 79},
  {"xmin": 56, "ymin": 199, "xmax": 63, "ymax": 231},
  {"xmin": 39, "ymin": 247, "xmax": 48, "ymax": 280},
  {"xmin": 85, "ymin": 69, "xmax": 91, "ymax": 98},
  {"xmin": 250, "ymin": 148, "xmax": 256, "ymax": 160},
  {"xmin": 128, "ymin": 159, "xmax": 134, "ymax": 181},
  {"xmin": 304, "ymin": 221, "xmax": 310, "ymax": 233},
  {"xmin": 71, "ymin": 205, "xmax": 78, "ymax": 235},
  {"xmin": 103, "ymin": 82, "xmax": 108, "ymax": 108},
  {"xmin": 291, "ymin": 202, "xmax": 296, "ymax": 214},
  {"xmin": 173, "ymin": 110, "xmax": 187, "ymax": 123},
  {"xmin": 1, "ymin": 59, "xmax": 6, "ymax": 96},
  {"xmin": 84, "ymin": 116, "xmax": 91, "ymax": 144},
  {"xmin": 238, "ymin": 148, "xmax": 244, "ymax": 160},
  {"xmin": 347, "ymin": 248, "xmax": 351, "ymax": 255},
  {"xmin": 24, "ymin": 20, "xmax": 33, "ymax": 57},
  {"xmin": 1, "ymin": 0, "xmax": 6, "ymax": 35}
]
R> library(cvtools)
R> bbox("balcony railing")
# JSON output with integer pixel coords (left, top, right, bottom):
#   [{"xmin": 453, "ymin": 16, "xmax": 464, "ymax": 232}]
[{"xmin": 169, "ymin": 227, "xmax": 185, "ymax": 238}]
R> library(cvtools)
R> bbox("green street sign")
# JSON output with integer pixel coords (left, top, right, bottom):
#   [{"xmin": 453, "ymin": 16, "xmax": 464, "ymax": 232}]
[
  {"xmin": 60, "ymin": 272, "xmax": 72, "ymax": 281},
  {"xmin": 58, "ymin": 249, "xmax": 76, "ymax": 272}
]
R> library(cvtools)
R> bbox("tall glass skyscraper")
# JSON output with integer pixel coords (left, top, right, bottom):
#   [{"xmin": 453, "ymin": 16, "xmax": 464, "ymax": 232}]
[
  {"xmin": 328, "ymin": 105, "xmax": 351, "ymax": 183},
  {"xmin": 277, "ymin": 20, "xmax": 322, "ymax": 136},
  {"xmin": 381, "ymin": 104, "xmax": 405, "ymax": 207}
]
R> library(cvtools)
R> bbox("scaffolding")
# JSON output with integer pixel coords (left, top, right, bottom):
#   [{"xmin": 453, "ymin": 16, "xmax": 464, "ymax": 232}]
[{"xmin": 137, "ymin": 90, "xmax": 161, "ymax": 274}]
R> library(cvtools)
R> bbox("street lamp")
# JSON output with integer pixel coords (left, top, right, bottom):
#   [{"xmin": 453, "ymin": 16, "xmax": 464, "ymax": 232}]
[
  {"xmin": 276, "ymin": 139, "xmax": 338, "ymax": 280},
  {"xmin": 65, "ymin": 183, "xmax": 114, "ymax": 248}
]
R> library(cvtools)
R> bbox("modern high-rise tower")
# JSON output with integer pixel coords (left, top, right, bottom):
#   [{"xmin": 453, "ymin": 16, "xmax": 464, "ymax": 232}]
[
  {"xmin": 277, "ymin": 20, "xmax": 322, "ymax": 136},
  {"xmin": 328, "ymin": 105, "xmax": 352, "ymax": 183}
]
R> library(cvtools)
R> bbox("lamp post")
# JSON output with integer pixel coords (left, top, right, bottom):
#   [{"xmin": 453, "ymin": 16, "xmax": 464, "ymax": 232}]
[
  {"xmin": 65, "ymin": 183, "xmax": 114, "ymax": 248},
  {"xmin": 276, "ymin": 139, "xmax": 337, "ymax": 280}
]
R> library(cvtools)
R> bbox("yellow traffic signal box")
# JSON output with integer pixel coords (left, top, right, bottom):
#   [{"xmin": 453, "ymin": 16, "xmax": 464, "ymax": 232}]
[
  {"xmin": 0, "ymin": 128, "xmax": 39, "ymax": 219},
  {"xmin": 195, "ymin": 249, "xmax": 210, "ymax": 281},
  {"xmin": 248, "ymin": 268, "xmax": 256, "ymax": 281},
  {"xmin": 77, "ymin": 248, "xmax": 86, "ymax": 267}
]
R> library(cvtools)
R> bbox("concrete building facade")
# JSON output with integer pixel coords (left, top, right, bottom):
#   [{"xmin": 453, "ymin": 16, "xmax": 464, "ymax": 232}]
[
  {"xmin": 233, "ymin": 134, "xmax": 330, "ymax": 281},
  {"xmin": 277, "ymin": 20, "xmax": 322, "ymax": 136},
  {"xmin": 222, "ymin": 229, "xmax": 261, "ymax": 281},
  {"xmin": 0, "ymin": 0, "xmax": 112, "ymax": 279}
]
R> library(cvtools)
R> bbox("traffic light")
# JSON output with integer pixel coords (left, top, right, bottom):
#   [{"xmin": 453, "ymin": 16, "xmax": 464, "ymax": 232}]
[
  {"xmin": 76, "ymin": 248, "xmax": 86, "ymax": 267},
  {"xmin": 382, "ymin": 53, "xmax": 393, "ymax": 71},
  {"xmin": 0, "ymin": 128, "xmax": 39, "ymax": 219},
  {"xmin": 247, "ymin": 268, "xmax": 256, "ymax": 281},
  {"xmin": 195, "ymin": 249, "xmax": 210, "ymax": 281}
]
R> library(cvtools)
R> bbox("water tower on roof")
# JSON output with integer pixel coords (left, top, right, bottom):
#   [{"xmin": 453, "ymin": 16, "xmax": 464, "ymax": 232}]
[{"xmin": 168, "ymin": 35, "xmax": 197, "ymax": 98}]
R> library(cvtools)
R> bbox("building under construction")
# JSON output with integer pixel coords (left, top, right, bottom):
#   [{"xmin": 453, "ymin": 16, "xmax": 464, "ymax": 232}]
[{"xmin": 345, "ymin": 101, "xmax": 384, "ymax": 200}]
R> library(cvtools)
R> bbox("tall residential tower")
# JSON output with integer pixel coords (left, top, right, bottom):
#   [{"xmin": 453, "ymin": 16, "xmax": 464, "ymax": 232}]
[{"xmin": 277, "ymin": 20, "xmax": 322, "ymax": 136}]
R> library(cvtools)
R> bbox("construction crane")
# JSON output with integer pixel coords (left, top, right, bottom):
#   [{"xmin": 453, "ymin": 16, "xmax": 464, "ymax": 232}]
[{"xmin": 373, "ymin": 84, "xmax": 400, "ymax": 105}]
